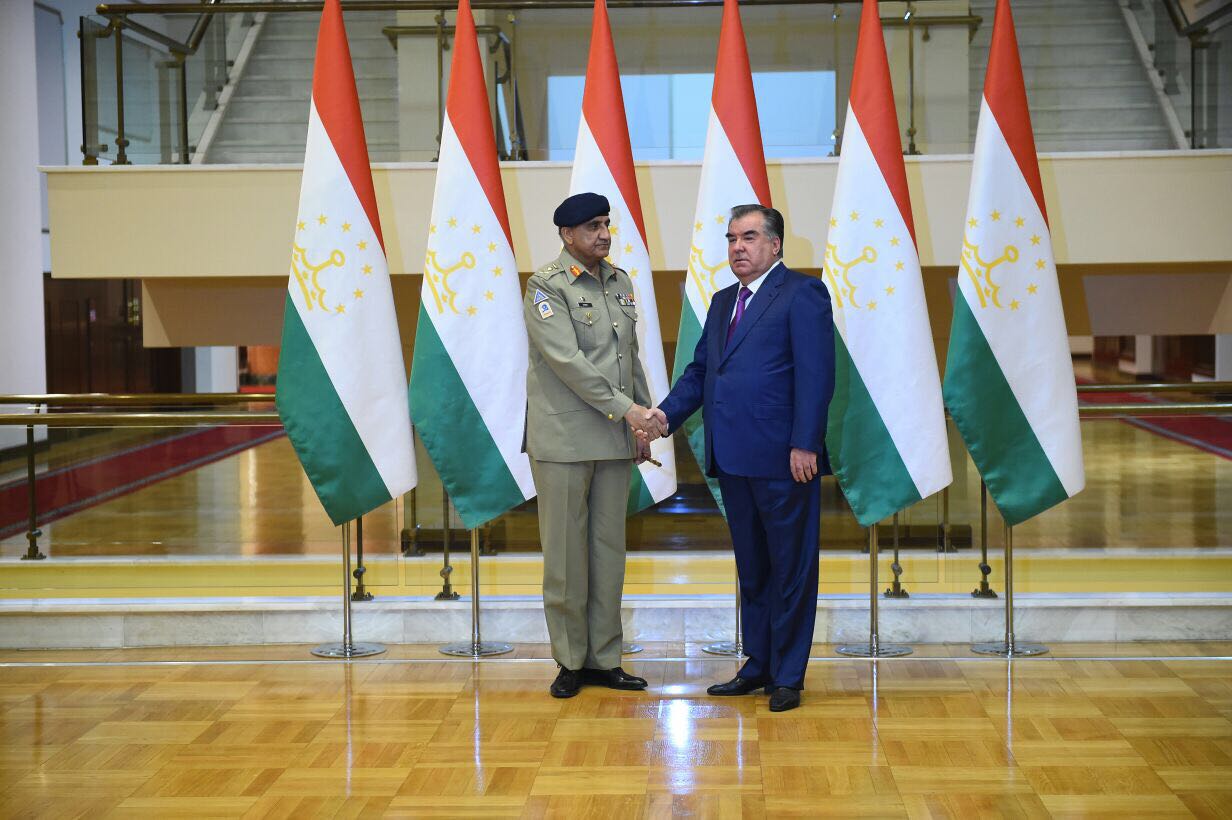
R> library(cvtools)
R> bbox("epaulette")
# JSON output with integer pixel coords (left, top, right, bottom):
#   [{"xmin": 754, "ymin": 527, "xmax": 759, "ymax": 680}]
[{"xmin": 537, "ymin": 261, "xmax": 564, "ymax": 276}]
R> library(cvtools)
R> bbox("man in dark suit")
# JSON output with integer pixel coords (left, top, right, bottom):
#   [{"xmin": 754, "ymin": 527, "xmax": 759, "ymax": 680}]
[{"xmin": 653, "ymin": 204, "xmax": 835, "ymax": 712}]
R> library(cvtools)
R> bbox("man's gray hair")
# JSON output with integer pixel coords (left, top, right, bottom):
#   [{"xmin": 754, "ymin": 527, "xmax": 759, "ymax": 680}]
[{"xmin": 729, "ymin": 204, "xmax": 785, "ymax": 258}]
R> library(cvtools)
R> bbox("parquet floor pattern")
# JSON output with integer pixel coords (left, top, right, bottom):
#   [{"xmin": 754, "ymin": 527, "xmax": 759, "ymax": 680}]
[{"xmin": 1, "ymin": 644, "xmax": 1230, "ymax": 818}]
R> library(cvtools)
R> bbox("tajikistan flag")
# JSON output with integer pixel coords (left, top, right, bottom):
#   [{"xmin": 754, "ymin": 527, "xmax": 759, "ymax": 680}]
[
  {"xmin": 823, "ymin": 0, "xmax": 951, "ymax": 525},
  {"xmin": 571, "ymin": 0, "xmax": 676, "ymax": 513},
  {"xmin": 944, "ymin": 0, "xmax": 1084, "ymax": 525},
  {"xmin": 671, "ymin": 0, "xmax": 772, "ymax": 510},
  {"xmin": 408, "ymin": 0, "xmax": 535, "ymax": 529},
  {"xmin": 276, "ymin": 0, "xmax": 416, "ymax": 525}
]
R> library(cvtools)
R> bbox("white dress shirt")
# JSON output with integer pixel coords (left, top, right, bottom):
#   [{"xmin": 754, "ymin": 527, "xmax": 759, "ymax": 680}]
[{"xmin": 729, "ymin": 259, "xmax": 783, "ymax": 323}]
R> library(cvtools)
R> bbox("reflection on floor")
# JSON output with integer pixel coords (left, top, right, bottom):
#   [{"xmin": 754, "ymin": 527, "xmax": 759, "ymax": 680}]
[{"xmin": 0, "ymin": 642, "xmax": 1229, "ymax": 817}]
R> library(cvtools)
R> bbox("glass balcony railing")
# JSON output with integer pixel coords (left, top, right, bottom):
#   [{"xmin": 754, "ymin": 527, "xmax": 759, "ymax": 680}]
[
  {"xmin": 2, "ymin": 385, "xmax": 1230, "ymax": 602},
  {"xmin": 77, "ymin": 0, "xmax": 1230, "ymax": 167}
]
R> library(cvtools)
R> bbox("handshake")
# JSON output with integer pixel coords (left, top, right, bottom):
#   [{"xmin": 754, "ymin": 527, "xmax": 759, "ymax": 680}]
[{"xmin": 624, "ymin": 404, "xmax": 670, "ymax": 466}]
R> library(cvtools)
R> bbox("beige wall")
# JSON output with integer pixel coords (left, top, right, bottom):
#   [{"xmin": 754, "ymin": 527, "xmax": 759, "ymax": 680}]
[{"xmin": 45, "ymin": 150, "xmax": 1232, "ymax": 354}]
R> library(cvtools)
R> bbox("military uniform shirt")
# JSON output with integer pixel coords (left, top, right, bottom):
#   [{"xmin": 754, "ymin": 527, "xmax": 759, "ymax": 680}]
[{"xmin": 523, "ymin": 250, "xmax": 650, "ymax": 463}]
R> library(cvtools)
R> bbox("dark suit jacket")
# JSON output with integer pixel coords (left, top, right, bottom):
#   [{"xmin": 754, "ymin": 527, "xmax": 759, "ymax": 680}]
[{"xmin": 660, "ymin": 262, "xmax": 836, "ymax": 480}]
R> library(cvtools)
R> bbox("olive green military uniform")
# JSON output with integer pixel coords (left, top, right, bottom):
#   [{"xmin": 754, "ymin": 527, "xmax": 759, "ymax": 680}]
[{"xmin": 523, "ymin": 249, "xmax": 649, "ymax": 671}]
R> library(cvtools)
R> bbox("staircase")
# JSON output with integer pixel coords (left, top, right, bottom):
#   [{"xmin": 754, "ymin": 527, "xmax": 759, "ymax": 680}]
[
  {"xmin": 968, "ymin": 0, "xmax": 1177, "ymax": 151},
  {"xmin": 203, "ymin": 11, "xmax": 400, "ymax": 164}
]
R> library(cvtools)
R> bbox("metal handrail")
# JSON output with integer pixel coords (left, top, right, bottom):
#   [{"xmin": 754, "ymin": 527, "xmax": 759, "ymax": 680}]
[
  {"xmin": 3, "ymin": 382, "xmax": 1230, "ymax": 408},
  {"xmin": 0, "ymin": 393, "xmax": 273, "ymax": 407}
]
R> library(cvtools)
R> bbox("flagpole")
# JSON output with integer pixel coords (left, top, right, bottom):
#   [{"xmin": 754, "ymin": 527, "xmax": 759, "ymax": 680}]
[
  {"xmin": 440, "ymin": 529, "xmax": 512, "ymax": 657},
  {"xmin": 973, "ymin": 523, "xmax": 1047, "ymax": 657},
  {"xmin": 838, "ymin": 524, "xmax": 911, "ymax": 658},
  {"xmin": 972, "ymin": 480, "xmax": 997, "ymax": 598},
  {"xmin": 702, "ymin": 576, "xmax": 745, "ymax": 658},
  {"xmin": 312, "ymin": 521, "xmax": 386, "ymax": 658}
]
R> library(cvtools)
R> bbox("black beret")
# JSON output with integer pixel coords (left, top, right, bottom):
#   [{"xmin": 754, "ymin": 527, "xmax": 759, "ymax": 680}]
[{"xmin": 553, "ymin": 192, "xmax": 610, "ymax": 228}]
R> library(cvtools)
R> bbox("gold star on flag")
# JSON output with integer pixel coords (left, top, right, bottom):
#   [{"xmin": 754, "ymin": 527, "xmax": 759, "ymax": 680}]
[
  {"xmin": 829, "ymin": 217, "xmax": 838, "ymax": 228},
  {"xmin": 695, "ymin": 221, "xmax": 703, "ymax": 232},
  {"xmin": 296, "ymin": 220, "xmax": 306, "ymax": 231},
  {"xmin": 1030, "ymin": 234, "xmax": 1041, "ymax": 245},
  {"xmin": 487, "ymin": 242, "xmax": 497, "ymax": 253},
  {"xmin": 991, "ymin": 210, "xmax": 1001, "ymax": 222},
  {"xmin": 968, "ymin": 217, "xmax": 979, "ymax": 228},
  {"xmin": 867, "ymin": 301, "xmax": 877, "ymax": 310},
  {"xmin": 317, "ymin": 214, "xmax": 328, "ymax": 225},
  {"xmin": 1035, "ymin": 259, "xmax": 1046, "ymax": 270},
  {"xmin": 890, "ymin": 237, "xmax": 901, "ymax": 247},
  {"xmin": 335, "ymin": 303, "xmax": 346, "ymax": 314},
  {"xmin": 1010, "ymin": 300, "xmax": 1020, "ymax": 311},
  {"xmin": 895, "ymin": 261, "xmax": 904, "ymax": 271},
  {"xmin": 714, "ymin": 215, "xmax": 726, "ymax": 224},
  {"xmin": 448, "ymin": 217, "xmax": 458, "ymax": 228},
  {"xmin": 873, "ymin": 218, "xmax": 884, "ymax": 228},
  {"xmin": 623, "ymin": 244, "xmax": 632, "ymax": 254},
  {"xmin": 629, "ymin": 268, "xmax": 638, "ymax": 278},
  {"xmin": 885, "ymin": 285, "xmax": 895, "ymax": 296},
  {"xmin": 850, "ymin": 211, "xmax": 860, "ymax": 221},
  {"xmin": 357, "ymin": 241, "xmax": 368, "ymax": 251},
  {"xmin": 429, "ymin": 224, "xmax": 437, "ymax": 234},
  {"xmin": 362, "ymin": 264, "xmax": 372, "ymax": 275},
  {"xmin": 342, "ymin": 222, "xmax": 352, "ymax": 232},
  {"xmin": 1015, "ymin": 216, "xmax": 1025, "ymax": 227},
  {"xmin": 484, "ymin": 290, "xmax": 494, "ymax": 301},
  {"xmin": 492, "ymin": 266, "xmax": 502, "ymax": 277},
  {"xmin": 472, "ymin": 225, "xmax": 482, "ymax": 235},
  {"xmin": 466, "ymin": 306, "xmax": 477, "ymax": 316},
  {"xmin": 1027, "ymin": 283, "xmax": 1038, "ymax": 294},
  {"xmin": 609, "ymin": 225, "xmax": 618, "ymax": 235},
  {"xmin": 353, "ymin": 289, "xmax": 364, "ymax": 299}
]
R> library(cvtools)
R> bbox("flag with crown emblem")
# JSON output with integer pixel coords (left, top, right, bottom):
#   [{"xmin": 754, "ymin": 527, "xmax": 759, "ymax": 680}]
[
  {"xmin": 672, "ymin": 0, "xmax": 772, "ymax": 511},
  {"xmin": 276, "ymin": 0, "xmax": 416, "ymax": 526},
  {"xmin": 408, "ymin": 0, "xmax": 535, "ymax": 529},
  {"xmin": 944, "ymin": 0, "xmax": 1084, "ymax": 525},
  {"xmin": 822, "ymin": 0, "xmax": 951, "ymax": 525},
  {"xmin": 571, "ymin": 0, "xmax": 676, "ymax": 513}
]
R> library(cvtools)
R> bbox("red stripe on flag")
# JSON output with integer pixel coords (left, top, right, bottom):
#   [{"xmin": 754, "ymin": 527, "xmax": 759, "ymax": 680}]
[
  {"xmin": 849, "ymin": 0, "xmax": 917, "ymax": 247},
  {"xmin": 983, "ymin": 0, "xmax": 1049, "ymax": 226},
  {"xmin": 711, "ymin": 0, "xmax": 772, "ymax": 207},
  {"xmin": 446, "ymin": 0, "xmax": 514, "ymax": 247},
  {"xmin": 311, "ymin": 0, "xmax": 385, "ymax": 251},
  {"xmin": 581, "ymin": 0, "xmax": 649, "ymax": 244}
]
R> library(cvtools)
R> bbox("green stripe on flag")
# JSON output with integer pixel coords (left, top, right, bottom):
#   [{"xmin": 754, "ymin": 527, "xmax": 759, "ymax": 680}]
[
  {"xmin": 627, "ymin": 468, "xmax": 655, "ymax": 515},
  {"xmin": 409, "ymin": 304, "xmax": 525, "ymax": 530},
  {"xmin": 670, "ymin": 306, "xmax": 725, "ymax": 517},
  {"xmin": 826, "ymin": 331, "xmax": 921, "ymax": 526},
  {"xmin": 944, "ymin": 292, "xmax": 1068, "ymax": 526},
  {"xmin": 276, "ymin": 298, "xmax": 392, "ymax": 525}
]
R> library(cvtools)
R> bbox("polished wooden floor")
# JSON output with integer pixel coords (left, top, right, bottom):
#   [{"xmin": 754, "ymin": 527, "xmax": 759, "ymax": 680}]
[{"xmin": 2, "ymin": 643, "xmax": 1230, "ymax": 818}]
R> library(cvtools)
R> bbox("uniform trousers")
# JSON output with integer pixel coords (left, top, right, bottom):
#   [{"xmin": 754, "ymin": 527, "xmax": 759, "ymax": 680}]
[
  {"xmin": 717, "ymin": 470, "xmax": 821, "ymax": 690},
  {"xmin": 530, "ymin": 457, "xmax": 632, "ymax": 671}
]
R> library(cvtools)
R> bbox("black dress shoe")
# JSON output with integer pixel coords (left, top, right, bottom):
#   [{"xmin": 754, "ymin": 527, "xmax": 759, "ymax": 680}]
[
  {"xmin": 769, "ymin": 687, "xmax": 801, "ymax": 712},
  {"xmin": 707, "ymin": 676, "xmax": 771, "ymax": 696},
  {"xmin": 550, "ymin": 667, "xmax": 583, "ymax": 698},
  {"xmin": 583, "ymin": 667, "xmax": 648, "ymax": 690}
]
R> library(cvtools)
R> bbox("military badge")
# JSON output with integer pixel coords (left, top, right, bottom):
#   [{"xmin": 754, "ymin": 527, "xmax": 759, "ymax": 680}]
[
  {"xmin": 533, "ymin": 289, "xmax": 549, "ymax": 304},
  {"xmin": 538, "ymin": 301, "xmax": 554, "ymax": 319},
  {"xmin": 569, "ymin": 265, "xmax": 582, "ymax": 277}
]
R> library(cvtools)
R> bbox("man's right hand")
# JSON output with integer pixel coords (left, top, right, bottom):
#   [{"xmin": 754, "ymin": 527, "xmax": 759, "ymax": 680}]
[{"xmin": 625, "ymin": 404, "xmax": 670, "ymax": 441}]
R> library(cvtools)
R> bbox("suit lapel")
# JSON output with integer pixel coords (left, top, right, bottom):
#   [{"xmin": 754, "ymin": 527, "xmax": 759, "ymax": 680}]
[
  {"xmin": 709, "ymin": 285, "xmax": 736, "ymax": 362},
  {"xmin": 720, "ymin": 264, "xmax": 785, "ymax": 363}
]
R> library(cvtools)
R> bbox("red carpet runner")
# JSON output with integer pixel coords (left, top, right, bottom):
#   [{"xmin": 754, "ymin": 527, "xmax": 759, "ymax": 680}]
[
  {"xmin": 1079, "ymin": 387, "xmax": 1232, "ymax": 460},
  {"xmin": 0, "ymin": 426, "xmax": 285, "ymax": 539}
]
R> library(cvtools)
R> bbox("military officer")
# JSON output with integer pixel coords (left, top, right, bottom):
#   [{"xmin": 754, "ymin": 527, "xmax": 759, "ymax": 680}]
[{"xmin": 523, "ymin": 192, "xmax": 660, "ymax": 699}]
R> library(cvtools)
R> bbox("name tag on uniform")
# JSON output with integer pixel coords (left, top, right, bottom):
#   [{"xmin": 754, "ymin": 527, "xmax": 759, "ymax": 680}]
[
  {"xmin": 537, "ymin": 301, "xmax": 554, "ymax": 319},
  {"xmin": 576, "ymin": 300, "xmax": 593, "ymax": 308},
  {"xmin": 533, "ymin": 289, "xmax": 549, "ymax": 304}
]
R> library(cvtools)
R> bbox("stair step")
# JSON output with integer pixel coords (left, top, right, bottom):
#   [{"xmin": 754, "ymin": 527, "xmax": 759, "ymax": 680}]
[
  {"xmin": 238, "ymin": 76, "xmax": 397, "ymax": 98},
  {"xmin": 226, "ymin": 98, "xmax": 397, "ymax": 123}
]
